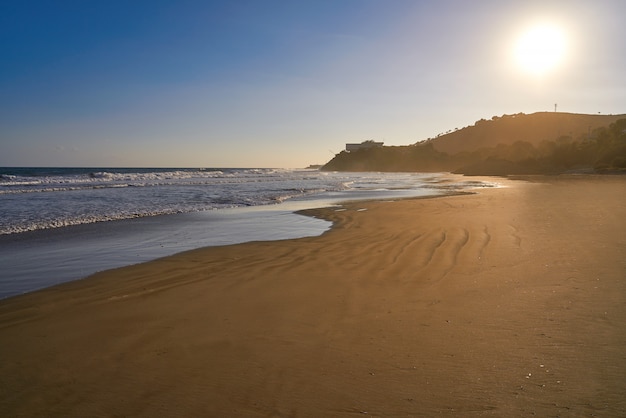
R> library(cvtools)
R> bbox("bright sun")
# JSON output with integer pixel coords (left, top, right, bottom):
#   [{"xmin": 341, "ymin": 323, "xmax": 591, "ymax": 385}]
[{"xmin": 514, "ymin": 23, "xmax": 567, "ymax": 76}]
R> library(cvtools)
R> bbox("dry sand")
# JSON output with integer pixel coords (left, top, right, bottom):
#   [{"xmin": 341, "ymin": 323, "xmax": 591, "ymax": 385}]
[{"xmin": 1, "ymin": 175, "xmax": 625, "ymax": 417}]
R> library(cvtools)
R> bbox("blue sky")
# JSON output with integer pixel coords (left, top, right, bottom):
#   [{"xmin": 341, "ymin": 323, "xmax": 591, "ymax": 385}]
[{"xmin": 1, "ymin": 0, "xmax": 625, "ymax": 168}]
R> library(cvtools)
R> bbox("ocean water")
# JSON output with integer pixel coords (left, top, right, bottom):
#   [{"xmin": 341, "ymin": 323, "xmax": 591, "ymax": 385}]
[
  {"xmin": 0, "ymin": 168, "xmax": 498, "ymax": 299},
  {"xmin": 0, "ymin": 167, "xmax": 337, "ymax": 235}
]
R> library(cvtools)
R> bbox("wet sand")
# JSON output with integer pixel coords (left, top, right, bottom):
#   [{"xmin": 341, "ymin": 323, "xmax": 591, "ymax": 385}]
[
  {"xmin": 1, "ymin": 176, "xmax": 625, "ymax": 416},
  {"xmin": 0, "ymin": 208, "xmax": 331, "ymax": 299}
]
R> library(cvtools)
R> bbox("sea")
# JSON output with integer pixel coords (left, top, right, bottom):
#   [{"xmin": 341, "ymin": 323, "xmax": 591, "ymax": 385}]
[{"xmin": 0, "ymin": 167, "xmax": 499, "ymax": 299}]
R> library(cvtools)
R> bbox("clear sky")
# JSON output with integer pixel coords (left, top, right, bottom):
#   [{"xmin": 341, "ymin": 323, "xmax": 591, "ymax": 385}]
[{"xmin": 1, "ymin": 0, "xmax": 625, "ymax": 168}]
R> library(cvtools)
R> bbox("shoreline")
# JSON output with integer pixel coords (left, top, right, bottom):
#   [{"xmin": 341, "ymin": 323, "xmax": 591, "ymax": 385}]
[
  {"xmin": 0, "ymin": 207, "xmax": 332, "ymax": 300},
  {"xmin": 0, "ymin": 172, "xmax": 493, "ymax": 300},
  {"xmin": 1, "ymin": 175, "xmax": 625, "ymax": 416}
]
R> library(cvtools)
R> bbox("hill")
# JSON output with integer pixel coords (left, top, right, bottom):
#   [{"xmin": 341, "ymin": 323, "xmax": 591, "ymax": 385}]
[
  {"xmin": 431, "ymin": 112, "xmax": 625, "ymax": 154},
  {"xmin": 322, "ymin": 112, "xmax": 626, "ymax": 175}
]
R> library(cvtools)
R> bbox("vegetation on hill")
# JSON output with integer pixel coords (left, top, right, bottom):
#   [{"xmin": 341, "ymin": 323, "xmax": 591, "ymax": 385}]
[
  {"xmin": 431, "ymin": 112, "xmax": 624, "ymax": 154},
  {"xmin": 321, "ymin": 113, "xmax": 626, "ymax": 175}
]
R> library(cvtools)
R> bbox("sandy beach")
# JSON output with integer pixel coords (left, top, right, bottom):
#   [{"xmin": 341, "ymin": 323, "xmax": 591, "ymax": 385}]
[{"xmin": 1, "ymin": 175, "xmax": 625, "ymax": 417}]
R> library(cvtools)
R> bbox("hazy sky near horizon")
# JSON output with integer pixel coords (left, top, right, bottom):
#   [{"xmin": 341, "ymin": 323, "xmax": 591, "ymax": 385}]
[{"xmin": 1, "ymin": 0, "xmax": 625, "ymax": 168}]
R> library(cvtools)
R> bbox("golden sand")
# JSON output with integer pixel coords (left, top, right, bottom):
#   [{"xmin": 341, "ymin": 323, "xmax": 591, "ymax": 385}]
[{"xmin": 1, "ymin": 176, "xmax": 625, "ymax": 416}]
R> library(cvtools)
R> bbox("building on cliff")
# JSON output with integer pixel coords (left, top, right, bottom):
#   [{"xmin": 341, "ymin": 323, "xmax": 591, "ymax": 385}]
[{"xmin": 345, "ymin": 140, "xmax": 384, "ymax": 152}]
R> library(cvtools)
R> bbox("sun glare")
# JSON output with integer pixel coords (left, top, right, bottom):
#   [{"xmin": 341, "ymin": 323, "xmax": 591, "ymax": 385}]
[{"xmin": 514, "ymin": 23, "xmax": 567, "ymax": 76}]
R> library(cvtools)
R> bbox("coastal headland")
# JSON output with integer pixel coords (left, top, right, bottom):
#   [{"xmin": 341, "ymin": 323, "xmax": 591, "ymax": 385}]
[
  {"xmin": 1, "ymin": 175, "xmax": 625, "ymax": 416},
  {"xmin": 323, "ymin": 112, "xmax": 626, "ymax": 174}
]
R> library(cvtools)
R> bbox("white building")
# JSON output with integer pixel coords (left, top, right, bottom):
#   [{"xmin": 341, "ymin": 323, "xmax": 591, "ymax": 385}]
[{"xmin": 345, "ymin": 141, "xmax": 384, "ymax": 152}]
